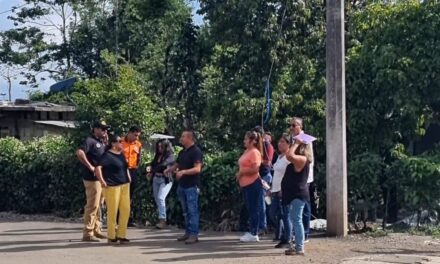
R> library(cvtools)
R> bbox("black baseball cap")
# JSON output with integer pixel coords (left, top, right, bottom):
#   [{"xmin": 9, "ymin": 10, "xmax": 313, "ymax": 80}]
[{"xmin": 92, "ymin": 120, "xmax": 110, "ymax": 130}]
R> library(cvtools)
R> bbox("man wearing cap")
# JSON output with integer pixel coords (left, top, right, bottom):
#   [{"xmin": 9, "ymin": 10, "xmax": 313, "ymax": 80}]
[
  {"xmin": 76, "ymin": 121, "xmax": 110, "ymax": 242},
  {"xmin": 289, "ymin": 117, "xmax": 314, "ymax": 242},
  {"xmin": 121, "ymin": 126, "xmax": 142, "ymax": 227}
]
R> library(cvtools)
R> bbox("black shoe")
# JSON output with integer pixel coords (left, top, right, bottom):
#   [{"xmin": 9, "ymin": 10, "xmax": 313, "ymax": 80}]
[
  {"xmin": 107, "ymin": 238, "xmax": 118, "ymax": 245},
  {"xmin": 275, "ymin": 241, "xmax": 291, "ymax": 248},
  {"xmin": 184, "ymin": 235, "xmax": 199, "ymax": 244},
  {"xmin": 177, "ymin": 234, "xmax": 190, "ymax": 242},
  {"xmin": 117, "ymin": 237, "xmax": 130, "ymax": 244}
]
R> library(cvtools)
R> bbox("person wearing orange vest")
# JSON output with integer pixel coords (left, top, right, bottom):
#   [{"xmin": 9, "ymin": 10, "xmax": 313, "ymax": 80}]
[{"xmin": 121, "ymin": 126, "xmax": 142, "ymax": 227}]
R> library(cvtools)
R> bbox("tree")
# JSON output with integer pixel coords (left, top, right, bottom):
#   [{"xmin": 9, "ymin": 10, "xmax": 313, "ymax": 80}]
[
  {"xmin": 198, "ymin": 0, "xmax": 326, "ymax": 150},
  {"xmin": 346, "ymin": 0, "xmax": 440, "ymax": 222},
  {"xmin": 0, "ymin": 0, "xmax": 82, "ymax": 87},
  {"xmin": 347, "ymin": 0, "xmax": 440, "ymax": 157},
  {"xmin": 0, "ymin": 64, "xmax": 24, "ymax": 101},
  {"xmin": 72, "ymin": 51, "xmax": 166, "ymax": 136}
]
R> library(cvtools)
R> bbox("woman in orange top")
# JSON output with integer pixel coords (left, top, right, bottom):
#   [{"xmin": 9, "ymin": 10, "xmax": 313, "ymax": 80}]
[{"xmin": 236, "ymin": 131, "xmax": 263, "ymax": 242}]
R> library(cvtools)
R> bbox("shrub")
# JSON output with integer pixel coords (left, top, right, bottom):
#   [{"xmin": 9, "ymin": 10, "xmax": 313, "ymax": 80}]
[
  {"xmin": 0, "ymin": 136, "xmax": 83, "ymax": 216},
  {"xmin": 0, "ymin": 137, "xmax": 25, "ymax": 211},
  {"xmin": 389, "ymin": 149, "xmax": 440, "ymax": 220}
]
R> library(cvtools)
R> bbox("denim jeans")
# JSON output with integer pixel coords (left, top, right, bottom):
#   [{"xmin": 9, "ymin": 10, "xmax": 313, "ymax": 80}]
[
  {"xmin": 177, "ymin": 185, "xmax": 200, "ymax": 236},
  {"xmin": 287, "ymin": 199, "xmax": 306, "ymax": 252},
  {"xmin": 269, "ymin": 193, "xmax": 286, "ymax": 241},
  {"xmin": 303, "ymin": 200, "xmax": 311, "ymax": 239},
  {"xmin": 260, "ymin": 172, "xmax": 272, "ymax": 230},
  {"xmin": 242, "ymin": 178, "xmax": 264, "ymax": 236},
  {"xmin": 152, "ymin": 176, "xmax": 173, "ymax": 220},
  {"xmin": 281, "ymin": 203, "xmax": 291, "ymax": 241}
]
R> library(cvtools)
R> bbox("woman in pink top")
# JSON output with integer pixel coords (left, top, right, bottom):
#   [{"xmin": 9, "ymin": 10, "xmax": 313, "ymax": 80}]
[{"xmin": 236, "ymin": 131, "xmax": 263, "ymax": 242}]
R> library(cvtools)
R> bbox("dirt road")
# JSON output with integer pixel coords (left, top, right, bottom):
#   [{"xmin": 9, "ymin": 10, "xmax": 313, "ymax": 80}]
[{"xmin": 1, "ymin": 219, "xmax": 439, "ymax": 264}]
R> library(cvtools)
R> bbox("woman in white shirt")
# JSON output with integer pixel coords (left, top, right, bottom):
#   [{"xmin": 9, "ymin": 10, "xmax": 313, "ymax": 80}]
[{"xmin": 269, "ymin": 133, "xmax": 292, "ymax": 248}]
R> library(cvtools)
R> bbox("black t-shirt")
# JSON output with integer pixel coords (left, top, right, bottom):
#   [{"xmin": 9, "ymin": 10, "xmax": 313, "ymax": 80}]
[
  {"xmin": 281, "ymin": 161, "xmax": 310, "ymax": 205},
  {"xmin": 98, "ymin": 152, "xmax": 130, "ymax": 187},
  {"xmin": 151, "ymin": 154, "xmax": 175, "ymax": 175},
  {"xmin": 79, "ymin": 135, "xmax": 106, "ymax": 181},
  {"xmin": 177, "ymin": 145, "xmax": 203, "ymax": 188}
]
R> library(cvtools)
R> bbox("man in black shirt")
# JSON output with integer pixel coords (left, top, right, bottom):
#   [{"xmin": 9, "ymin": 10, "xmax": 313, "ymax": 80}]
[
  {"xmin": 76, "ymin": 121, "xmax": 109, "ymax": 242},
  {"xmin": 165, "ymin": 130, "xmax": 203, "ymax": 244}
]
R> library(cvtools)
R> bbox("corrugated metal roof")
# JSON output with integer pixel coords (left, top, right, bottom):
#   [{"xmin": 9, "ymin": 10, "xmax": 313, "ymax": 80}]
[
  {"xmin": 34, "ymin": 121, "xmax": 77, "ymax": 128},
  {"xmin": 0, "ymin": 101, "xmax": 75, "ymax": 112}
]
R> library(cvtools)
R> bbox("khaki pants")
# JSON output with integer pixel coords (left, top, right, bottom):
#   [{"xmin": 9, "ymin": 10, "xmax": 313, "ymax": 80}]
[
  {"xmin": 103, "ymin": 183, "xmax": 130, "ymax": 239},
  {"xmin": 83, "ymin": 180, "xmax": 103, "ymax": 238}
]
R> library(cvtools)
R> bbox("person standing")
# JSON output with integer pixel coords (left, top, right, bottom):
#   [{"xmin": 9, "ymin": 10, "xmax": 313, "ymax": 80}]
[
  {"xmin": 237, "ymin": 131, "xmax": 264, "ymax": 242},
  {"xmin": 148, "ymin": 139, "xmax": 175, "ymax": 229},
  {"xmin": 95, "ymin": 134, "xmax": 131, "ymax": 244},
  {"xmin": 253, "ymin": 126, "xmax": 274, "ymax": 233},
  {"xmin": 121, "ymin": 126, "xmax": 142, "ymax": 227},
  {"xmin": 76, "ymin": 121, "xmax": 110, "ymax": 242},
  {"xmin": 165, "ymin": 130, "xmax": 203, "ymax": 244},
  {"xmin": 269, "ymin": 134, "xmax": 292, "ymax": 248},
  {"xmin": 290, "ymin": 117, "xmax": 314, "ymax": 241},
  {"xmin": 282, "ymin": 139, "xmax": 313, "ymax": 256}
]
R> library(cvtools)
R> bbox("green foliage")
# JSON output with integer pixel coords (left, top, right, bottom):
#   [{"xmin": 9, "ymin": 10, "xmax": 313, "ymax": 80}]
[
  {"xmin": 345, "ymin": 0, "xmax": 440, "ymax": 222},
  {"xmin": 0, "ymin": 136, "xmax": 82, "ymax": 216},
  {"xmin": 348, "ymin": 152, "xmax": 385, "ymax": 214},
  {"xmin": 0, "ymin": 138, "xmax": 25, "ymax": 211},
  {"xmin": 388, "ymin": 148, "xmax": 440, "ymax": 214},
  {"xmin": 365, "ymin": 228, "xmax": 388, "ymax": 238},
  {"xmin": 408, "ymin": 226, "xmax": 440, "ymax": 238},
  {"xmin": 197, "ymin": 0, "xmax": 326, "ymax": 157},
  {"xmin": 0, "ymin": 136, "xmax": 244, "ymax": 228},
  {"xmin": 2, "ymin": 0, "xmax": 440, "ymax": 227},
  {"xmin": 72, "ymin": 51, "xmax": 166, "ymax": 135},
  {"xmin": 347, "ymin": 1, "xmax": 440, "ymax": 157},
  {"xmin": 200, "ymin": 151, "xmax": 241, "ymax": 230},
  {"xmin": 0, "ymin": 0, "xmax": 82, "ymax": 87}
]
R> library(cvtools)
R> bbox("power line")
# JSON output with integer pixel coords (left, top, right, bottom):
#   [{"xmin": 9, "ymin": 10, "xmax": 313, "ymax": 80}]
[{"xmin": 0, "ymin": 3, "xmax": 28, "ymax": 16}]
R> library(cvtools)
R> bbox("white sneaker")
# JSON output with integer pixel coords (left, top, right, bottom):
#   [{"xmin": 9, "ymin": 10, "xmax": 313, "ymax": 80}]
[{"xmin": 240, "ymin": 232, "xmax": 260, "ymax": 242}]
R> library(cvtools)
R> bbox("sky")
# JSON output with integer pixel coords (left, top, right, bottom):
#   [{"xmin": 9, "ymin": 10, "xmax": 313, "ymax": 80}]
[{"xmin": 0, "ymin": 0, "xmax": 203, "ymax": 101}]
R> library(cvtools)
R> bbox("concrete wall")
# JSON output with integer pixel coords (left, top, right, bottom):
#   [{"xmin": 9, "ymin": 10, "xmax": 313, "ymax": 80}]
[{"xmin": 0, "ymin": 110, "xmax": 75, "ymax": 141}]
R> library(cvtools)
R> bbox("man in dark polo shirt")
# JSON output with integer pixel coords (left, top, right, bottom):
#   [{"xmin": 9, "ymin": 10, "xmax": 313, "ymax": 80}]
[
  {"xmin": 76, "ymin": 121, "xmax": 109, "ymax": 242},
  {"xmin": 165, "ymin": 130, "xmax": 203, "ymax": 244}
]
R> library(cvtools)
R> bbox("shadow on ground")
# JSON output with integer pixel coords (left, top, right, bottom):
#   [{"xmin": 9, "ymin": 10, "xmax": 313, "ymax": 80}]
[{"xmin": 0, "ymin": 227, "xmax": 287, "ymax": 262}]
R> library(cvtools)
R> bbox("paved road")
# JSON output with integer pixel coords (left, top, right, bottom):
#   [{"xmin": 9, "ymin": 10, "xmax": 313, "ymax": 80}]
[{"xmin": 1, "ymin": 221, "xmax": 439, "ymax": 264}]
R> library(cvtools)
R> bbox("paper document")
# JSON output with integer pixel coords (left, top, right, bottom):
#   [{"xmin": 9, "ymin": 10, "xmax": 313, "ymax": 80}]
[{"xmin": 294, "ymin": 133, "xmax": 317, "ymax": 144}]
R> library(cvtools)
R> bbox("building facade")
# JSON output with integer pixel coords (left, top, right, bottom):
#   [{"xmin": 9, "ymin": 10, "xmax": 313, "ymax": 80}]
[{"xmin": 0, "ymin": 100, "xmax": 76, "ymax": 140}]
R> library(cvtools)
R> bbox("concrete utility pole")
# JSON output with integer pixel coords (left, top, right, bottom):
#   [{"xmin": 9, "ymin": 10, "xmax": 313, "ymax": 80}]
[{"xmin": 326, "ymin": 0, "xmax": 348, "ymax": 236}]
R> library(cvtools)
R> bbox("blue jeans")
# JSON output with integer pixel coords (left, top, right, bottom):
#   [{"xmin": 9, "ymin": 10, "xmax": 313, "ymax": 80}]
[
  {"xmin": 269, "ymin": 193, "xmax": 287, "ymax": 241},
  {"xmin": 260, "ymin": 173, "xmax": 272, "ymax": 230},
  {"xmin": 287, "ymin": 199, "xmax": 306, "ymax": 251},
  {"xmin": 242, "ymin": 178, "xmax": 263, "ymax": 236},
  {"xmin": 177, "ymin": 186, "xmax": 199, "ymax": 236},
  {"xmin": 152, "ymin": 176, "xmax": 173, "ymax": 220},
  {"xmin": 303, "ymin": 200, "xmax": 311, "ymax": 239}
]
